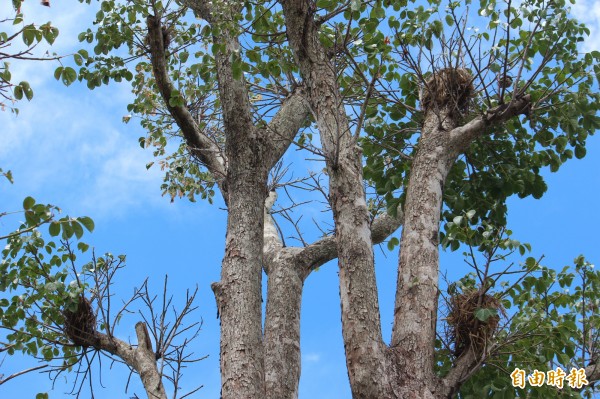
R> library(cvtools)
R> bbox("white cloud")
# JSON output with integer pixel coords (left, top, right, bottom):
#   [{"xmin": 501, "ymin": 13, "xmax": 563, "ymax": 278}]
[
  {"xmin": 0, "ymin": 70, "xmax": 167, "ymax": 220},
  {"xmin": 78, "ymin": 138, "xmax": 166, "ymax": 217},
  {"xmin": 1, "ymin": 0, "xmax": 95, "ymax": 86},
  {"xmin": 303, "ymin": 352, "xmax": 321, "ymax": 363},
  {"xmin": 1, "ymin": 3, "xmax": 212, "ymax": 224},
  {"xmin": 571, "ymin": 0, "xmax": 600, "ymax": 52}
]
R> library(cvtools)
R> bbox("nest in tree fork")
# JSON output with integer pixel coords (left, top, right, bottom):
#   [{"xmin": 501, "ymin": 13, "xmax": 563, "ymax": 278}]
[
  {"xmin": 421, "ymin": 68, "xmax": 474, "ymax": 116},
  {"xmin": 446, "ymin": 290, "xmax": 505, "ymax": 358},
  {"xmin": 63, "ymin": 296, "xmax": 97, "ymax": 347}
]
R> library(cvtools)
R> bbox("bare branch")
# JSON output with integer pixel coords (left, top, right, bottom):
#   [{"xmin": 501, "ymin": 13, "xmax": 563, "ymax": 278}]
[{"xmin": 0, "ymin": 364, "xmax": 48, "ymax": 385}]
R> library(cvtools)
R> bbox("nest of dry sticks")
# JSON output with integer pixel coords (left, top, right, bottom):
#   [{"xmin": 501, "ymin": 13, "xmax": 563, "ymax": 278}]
[
  {"xmin": 63, "ymin": 296, "xmax": 97, "ymax": 347},
  {"xmin": 446, "ymin": 289, "xmax": 504, "ymax": 358},
  {"xmin": 421, "ymin": 68, "xmax": 474, "ymax": 116}
]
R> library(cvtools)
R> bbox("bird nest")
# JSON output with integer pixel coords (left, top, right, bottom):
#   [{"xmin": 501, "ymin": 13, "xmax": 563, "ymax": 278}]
[
  {"xmin": 446, "ymin": 290, "xmax": 504, "ymax": 358},
  {"xmin": 421, "ymin": 68, "xmax": 474, "ymax": 116},
  {"xmin": 63, "ymin": 296, "xmax": 97, "ymax": 347}
]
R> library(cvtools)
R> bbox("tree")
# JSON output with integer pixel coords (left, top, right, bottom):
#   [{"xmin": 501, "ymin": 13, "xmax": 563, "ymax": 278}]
[
  {"xmin": 0, "ymin": 5, "xmax": 204, "ymax": 398},
  {"xmin": 3, "ymin": 0, "xmax": 600, "ymax": 398},
  {"xmin": 0, "ymin": 190, "xmax": 205, "ymax": 398}
]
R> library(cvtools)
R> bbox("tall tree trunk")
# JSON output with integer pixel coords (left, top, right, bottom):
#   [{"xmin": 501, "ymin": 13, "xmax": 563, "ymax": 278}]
[
  {"xmin": 215, "ymin": 157, "xmax": 267, "ymax": 399},
  {"xmin": 391, "ymin": 106, "xmax": 459, "ymax": 397},
  {"xmin": 389, "ymin": 72, "xmax": 532, "ymax": 397},
  {"xmin": 210, "ymin": 9, "xmax": 269, "ymax": 396},
  {"xmin": 280, "ymin": 1, "xmax": 392, "ymax": 396}
]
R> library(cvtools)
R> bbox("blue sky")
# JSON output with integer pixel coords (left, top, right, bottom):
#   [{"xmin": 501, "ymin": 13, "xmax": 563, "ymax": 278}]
[{"xmin": 1, "ymin": 1, "xmax": 600, "ymax": 398}]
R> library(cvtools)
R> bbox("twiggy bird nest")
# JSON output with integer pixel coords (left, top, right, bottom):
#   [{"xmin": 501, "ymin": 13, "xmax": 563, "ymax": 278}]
[
  {"xmin": 446, "ymin": 290, "xmax": 504, "ymax": 358},
  {"xmin": 421, "ymin": 68, "xmax": 474, "ymax": 116},
  {"xmin": 63, "ymin": 296, "xmax": 96, "ymax": 347}
]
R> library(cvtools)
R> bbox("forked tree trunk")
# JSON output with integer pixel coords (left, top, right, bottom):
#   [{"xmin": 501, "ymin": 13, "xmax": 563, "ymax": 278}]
[{"xmin": 149, "ymin": 2, "xmax": 535, "ymax": 397}]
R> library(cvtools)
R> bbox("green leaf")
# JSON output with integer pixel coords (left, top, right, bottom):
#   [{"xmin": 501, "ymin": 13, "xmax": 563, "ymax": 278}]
[
  {"xmin": 41, "ymin": 23, "xmax": 59, "ymax": 45},
  {"xmin": 574, "ymin": 145, "xmax": 586, "ymax": 159},
  {"xmin": 387, "ymin": 237, "xmax": 399, "ymax": 251},
  {"xmin": 179, "ymin": 51, "xmax": 189, "ymax": 63},
  {"xmin": 54, "ymin": 66, "xmax": 64, "ymax": 80},
  {"xmin": 77, "ymin": 242, "xmax": 90, "ymax": 253},
  {"xmin": 19, "ymin": 81, "xmax": 33, "ymax": 100},
  {"xmin": 61, "ymin": 67, "xmax": 78, "ymax": 86},
  {"xmin": 1, "ymin": 169, "xmax": 14, "ymax": 184},
  {"xmin": 22, "ymin": 24, "xmax": 37, "ymax": 46},
  {"xmin": 71, "ymin": 221, "xmax": 84, "ymax": 239},
  {"xmin": 44, "ymin": 281, "xmax": 60, "ymax": 291},
  {"xmin": 62, "ymin": 222, "xmax": 74, "ymax": 239},
  {"xmin": 77, "ymin": 216, "xmax": 95, "ymax": 232},
  {"xmin": 558, "ymin": 353, "xmax": 570, "ymax": 365},
  {"xmin": 23, "ymin": 196, "xmax": 35, "ymax": 210},
  {"xmin": 371, "ymin": 6, "xmax": 385, "ymax": 19},
  {"xmin": 525, "ymin": 257, "xmax": 537, "ymax": 269},
  {"xmin": 14, "ymin": 85, "xmax": 23, "ymax": 100},
  {"xmin": 49, "ymin": 221, "xmax": 60, "ymax": 237},
  {"xmin": 101, "ymin": 0, "xmax": 113, "ymax": 12}
]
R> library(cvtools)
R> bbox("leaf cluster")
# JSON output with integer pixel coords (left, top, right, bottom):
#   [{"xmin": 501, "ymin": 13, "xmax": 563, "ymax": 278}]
[
  {"xmin": 0, "ymin": 180, "xmax": 98, "ymax": 382},
  {"xmin": 359, "ymin": 0, "xmax": 600, "ymax": 235},
  {"xmin": 1, "ymin": 4, "xmax": 60, "ymax": 112}
]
